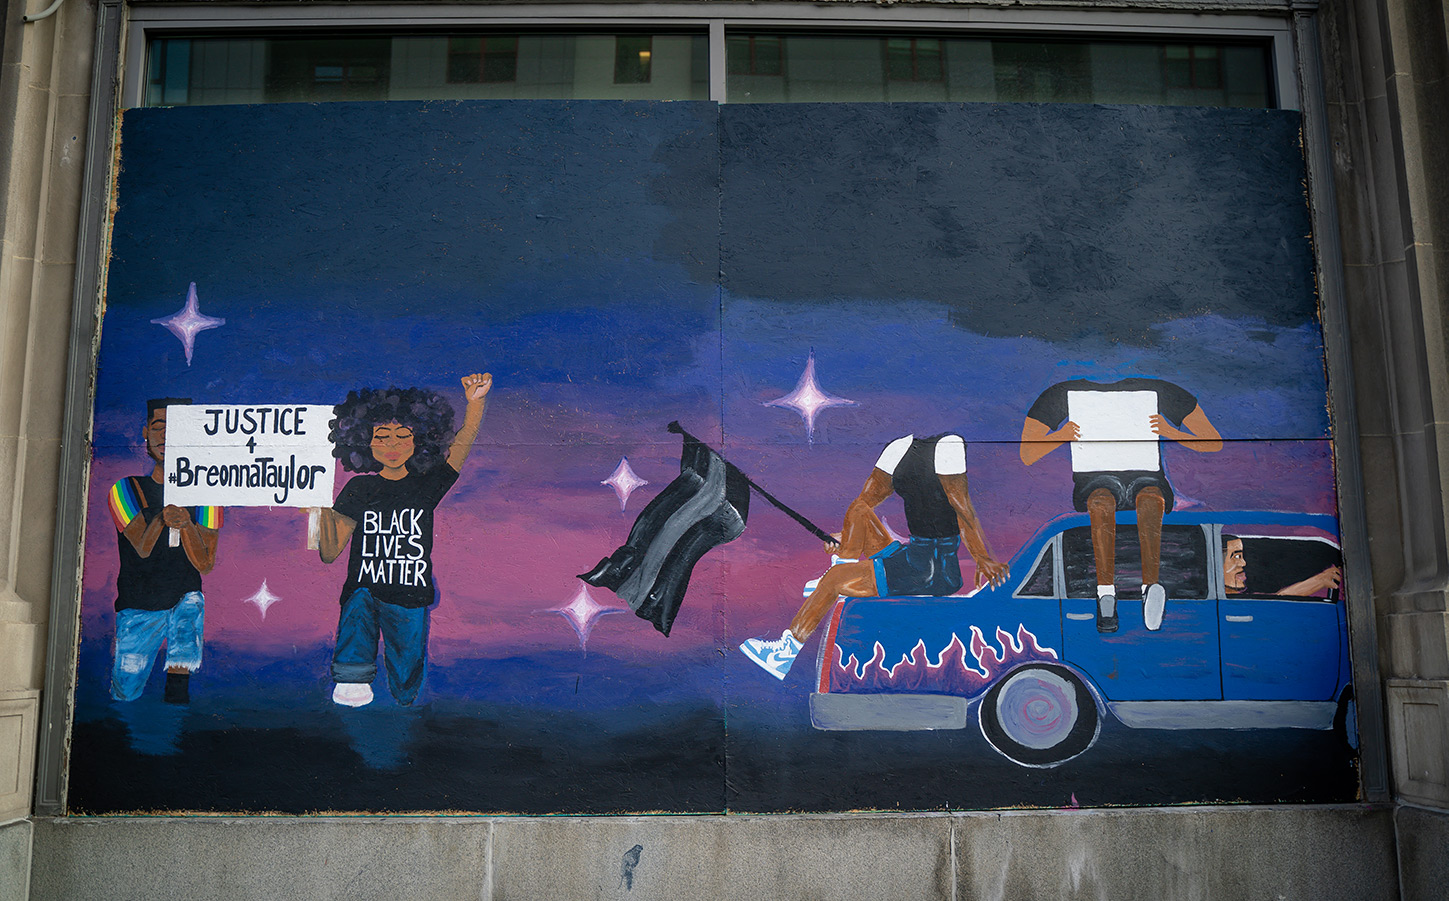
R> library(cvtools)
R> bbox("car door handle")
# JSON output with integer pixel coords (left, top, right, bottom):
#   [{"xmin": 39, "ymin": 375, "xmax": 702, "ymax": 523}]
[
  {"xmin": 1225, "ymin": 615, "xmax": 1254, "ymax": 623},
  {"xmin": 1066, "ymin": 613, "xmax": 1095, "ymax": 621}
]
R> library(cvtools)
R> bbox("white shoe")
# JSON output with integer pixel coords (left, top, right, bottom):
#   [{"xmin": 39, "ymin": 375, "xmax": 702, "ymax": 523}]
[
  {"xmin": 332, "ymin": 683, "xmax": 374, "ymax": 707},
  {"xmin": 740, "ymin": 630, "xmax": 803, "ymax": 680},
  {"xmin": 1143, "ymin": 583, "xmax": 1166, "ymax": 631},
  {"xmin": 802, "ymin": 556, "xmax": 858, "ymax": 598}
]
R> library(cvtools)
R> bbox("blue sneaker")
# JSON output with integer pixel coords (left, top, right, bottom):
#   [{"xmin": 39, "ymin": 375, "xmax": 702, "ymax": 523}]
[{"xmin": 740, "ymin": 630, "xmax": 803, "ymax": 680}]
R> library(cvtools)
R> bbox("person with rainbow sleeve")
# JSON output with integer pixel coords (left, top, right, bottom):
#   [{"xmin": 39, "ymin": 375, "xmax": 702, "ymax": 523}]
[{"xmin": 107, "ymin": 397, "xmax": 223, "ymax": 704}]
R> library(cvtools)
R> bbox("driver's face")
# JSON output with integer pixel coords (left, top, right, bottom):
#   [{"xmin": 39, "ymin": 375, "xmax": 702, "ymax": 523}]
[{"xmin": 1223, "ymin": 539, "xmax": 1247, "ymax": 591}]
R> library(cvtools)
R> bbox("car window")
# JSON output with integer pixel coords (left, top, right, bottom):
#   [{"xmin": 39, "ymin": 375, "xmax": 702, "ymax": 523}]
[
  {"xmin": 1062, "ymin": 524, "xmax": 1208, "ymax": 599},
  {"xmin": 1015, "ymin": 541, "xmax": 1056, "ymax": 597},
  {"xmin": 1220, "ymin": 534, "xmax": 1341, "ymax": 599}
]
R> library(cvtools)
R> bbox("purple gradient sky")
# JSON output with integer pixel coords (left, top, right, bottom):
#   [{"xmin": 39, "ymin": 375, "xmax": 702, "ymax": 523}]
[{"xmin": 80, "ymin": 100, "xmax": 1337, "ymax": 668}]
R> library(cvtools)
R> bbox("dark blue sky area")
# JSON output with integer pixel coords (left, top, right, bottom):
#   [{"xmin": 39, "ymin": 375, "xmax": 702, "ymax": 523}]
[{"xmin": 98, "ymin": 100, "xmax": 1327, "ymax": 451}]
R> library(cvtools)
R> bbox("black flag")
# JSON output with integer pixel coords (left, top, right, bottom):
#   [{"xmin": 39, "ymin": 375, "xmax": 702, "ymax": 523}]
[{"xmin": 579, "ymin": 424, "xmax": 750, "ymax": 636}]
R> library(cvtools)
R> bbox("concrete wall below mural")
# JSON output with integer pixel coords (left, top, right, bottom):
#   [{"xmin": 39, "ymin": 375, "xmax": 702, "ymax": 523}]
[{"xmin": 30, "ymin": 806, "xmax": 1398, "ymax": 901}]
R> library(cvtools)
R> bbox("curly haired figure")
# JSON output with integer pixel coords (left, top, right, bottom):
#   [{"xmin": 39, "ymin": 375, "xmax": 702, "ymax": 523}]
[{"xmin": 317, "ymin": 374, "xmax": 491, "ymax": 707}]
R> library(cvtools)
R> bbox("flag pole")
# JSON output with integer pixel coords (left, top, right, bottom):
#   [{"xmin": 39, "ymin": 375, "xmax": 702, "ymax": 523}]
[{"xmin": 667, "ymin": 422, "xmax": 835, "ymax": 545}]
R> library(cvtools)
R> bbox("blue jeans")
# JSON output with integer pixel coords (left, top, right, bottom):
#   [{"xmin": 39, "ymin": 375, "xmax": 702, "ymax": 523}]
[
  {"xmin": 111, "ymin": 591, "xmax": 204, "ymax": 702},
  {"xmin": 331, "ymin": 587, "xmax": 430, "ymax": 705}
]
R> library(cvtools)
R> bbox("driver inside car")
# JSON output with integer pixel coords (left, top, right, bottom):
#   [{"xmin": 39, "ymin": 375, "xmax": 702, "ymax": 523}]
[{"xmin": 1222, "ymin": 534, "xmax": 1342, "ymax": 597}]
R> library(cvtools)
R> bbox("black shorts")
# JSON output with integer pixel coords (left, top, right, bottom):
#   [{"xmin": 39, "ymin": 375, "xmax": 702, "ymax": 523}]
[{"xmin": 1071, "ymin": 471, "xmax": 1175, "ymax": 513}]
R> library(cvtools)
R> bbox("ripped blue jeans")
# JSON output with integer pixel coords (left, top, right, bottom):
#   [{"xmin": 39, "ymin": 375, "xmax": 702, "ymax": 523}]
[{"xmin": 111, "ymin": 591, "xmax": 204, "ymax": 702}]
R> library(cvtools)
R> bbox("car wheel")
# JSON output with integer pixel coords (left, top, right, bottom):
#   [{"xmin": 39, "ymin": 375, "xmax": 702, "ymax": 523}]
[{"xmin": 980, "ymin": 663, "xmax": 1099, "ymax": 767}]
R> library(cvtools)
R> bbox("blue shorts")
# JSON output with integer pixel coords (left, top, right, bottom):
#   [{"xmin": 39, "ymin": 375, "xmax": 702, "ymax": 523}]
[
  {"xmin": 111, "ymin": 591, "xmax": 204, "ymax": 702},
  {"xmin": 872, "ymin": 536, "xmax": 963, "ymax": 597}
]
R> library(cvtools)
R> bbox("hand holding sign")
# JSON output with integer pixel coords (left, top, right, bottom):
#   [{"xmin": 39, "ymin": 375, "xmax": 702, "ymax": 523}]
[{"xmin": 163, "ymin": 405, "xmax": 336, "ymax": 508}]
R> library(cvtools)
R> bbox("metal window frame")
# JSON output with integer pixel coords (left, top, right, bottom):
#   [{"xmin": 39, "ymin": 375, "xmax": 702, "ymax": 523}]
[{"xmin": 41, "ymin": 0, "xmax": 1386, "ymax": 817}]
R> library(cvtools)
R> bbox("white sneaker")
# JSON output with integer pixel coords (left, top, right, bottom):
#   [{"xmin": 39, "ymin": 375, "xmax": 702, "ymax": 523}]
[
  {"xmin": 802, "ymin": 556, "xmax": 858, "ymax": 598},
  {"xmin": 740, "ymin": 630, "xmax": 803, "ymax": 680},
  {"xmin": 1143, "ymin": 583, "xmax": 1166, "ymax": 631},
  {"xmin": 332, "ymin": 682, "xmax": 374, "ymax": 707}
]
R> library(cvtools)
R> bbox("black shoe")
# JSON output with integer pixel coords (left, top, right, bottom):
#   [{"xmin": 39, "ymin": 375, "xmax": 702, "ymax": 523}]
[
  {"xmin": 1096, "ymin": 593, "xmax": 1118, "ymax": 634},
  {"xmin": 164, "ymin": 671, "xmax": 191, "ymax": 704}
]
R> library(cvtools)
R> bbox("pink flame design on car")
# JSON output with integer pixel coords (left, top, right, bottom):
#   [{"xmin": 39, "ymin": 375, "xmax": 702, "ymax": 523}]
[{"xmin": 828, "ymin": 624, "xmax": 1059, "ymax": 696}]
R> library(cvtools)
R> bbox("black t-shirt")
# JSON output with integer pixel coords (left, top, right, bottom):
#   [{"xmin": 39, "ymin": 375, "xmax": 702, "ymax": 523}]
[
  {"xmin": 114, "ymin": 476, "xmax": 206, "ymax": 612},
  {"xmin": 333, "ymin": 465, "xmax": 459, "ymax": 609},
  {"xmin": 1026, "ymin": 378, "xmax": 1199, "ymax": 473},
  {"xmin": 891, "ymin": 436, "xmax": 962, "ymax": 539}
]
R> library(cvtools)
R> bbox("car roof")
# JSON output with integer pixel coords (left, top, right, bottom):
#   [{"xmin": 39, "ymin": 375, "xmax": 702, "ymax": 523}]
[{"xmin": 1024, "ymin": 510, "xmax": 1340, "ymax": 544}]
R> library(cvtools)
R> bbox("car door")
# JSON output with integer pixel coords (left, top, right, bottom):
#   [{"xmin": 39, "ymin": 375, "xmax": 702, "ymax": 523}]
[
  {"xmin": 1061, "ymin": 523, "xmax": 1221, "ymax": 701},
  {"xmin": 1219, "ymin": 535, "xmax": 1342, "ymax": 701}
]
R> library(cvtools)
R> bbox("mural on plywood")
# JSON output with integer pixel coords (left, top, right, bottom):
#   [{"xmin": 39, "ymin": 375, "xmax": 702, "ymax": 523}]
[{"xmin": 68, "ymin": 100, "xmax": 1358, "ymax": 813}]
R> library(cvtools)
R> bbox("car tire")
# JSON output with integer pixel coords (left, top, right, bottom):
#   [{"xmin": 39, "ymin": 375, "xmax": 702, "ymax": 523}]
[{"xmin": 980, "ymin": 663, "xmax": 1099, "ymax": 767}]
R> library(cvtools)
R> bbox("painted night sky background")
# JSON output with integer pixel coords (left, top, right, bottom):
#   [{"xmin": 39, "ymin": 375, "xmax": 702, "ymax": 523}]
[{"xmin": 83, "ymin": 100, "xmax": 1334, "ymax": 689}]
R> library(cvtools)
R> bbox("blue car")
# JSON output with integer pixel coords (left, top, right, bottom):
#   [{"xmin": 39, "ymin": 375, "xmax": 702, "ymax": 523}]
[{"xmin": 809, "ymin": 511, "xmax": 1353, "ymax": 767}]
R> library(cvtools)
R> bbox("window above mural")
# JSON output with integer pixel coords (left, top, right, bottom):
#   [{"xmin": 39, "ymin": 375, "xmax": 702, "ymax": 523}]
[
  {"xmin": 144, "ymin": 33, "xmax": 711, "ymax": 106},
  {"xmin": 725, "ymin": 33, "xmax": 1272, "ymax": 107},
  {"xmin": 143, "ymin": 31, "xmax": 1273, "ymax": 108}
]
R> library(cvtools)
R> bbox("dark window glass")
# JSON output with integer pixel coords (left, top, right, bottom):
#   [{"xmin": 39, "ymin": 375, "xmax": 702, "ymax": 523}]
[
  {"xmin": 447, "ymin": 36, "xmax": 519, "ymax": 84},
  {"xmin": 728, "ymin": 35, "xmax": 783, "ymax": 76},
  {"xmin": 993, "ymin": 41, "xmax": 1091, "ymax": 103},
  {"xmin": 144, "ymin": 33, "xmax": 707, "ymax": 106},
  {"xmin": 614, "ymin": 35, "xmax": 653, "ymax": 84},
  {"xmin": 1063, "ymin": 525, "xmax": 1208, "ymax": 600},
  {"xmin": 1017, "ymin": 543, "xmax": 1057, "ymax": 598},
  {"xmin": 266, "ymin": 38, "xmax": 390, "ymax": 102},
  {"xmin": 886, "ymin": 38, "xmax": 943, "ymax": 82},
  {"xmin": 725, "ymin": 33, "xmax": 1273, "ymax": 107},
  {"xmin": 1164, "ymin": 45, "xmax": 1223, "ymax": 91}
]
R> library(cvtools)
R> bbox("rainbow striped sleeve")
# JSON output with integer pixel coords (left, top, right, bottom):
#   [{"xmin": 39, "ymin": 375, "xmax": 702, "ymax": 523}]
[
  {"xmin": 193, "ymin": 506, "xmax": 224, "ymax": 529},
  {"xmin": 108, "ymin": 479, "xmax": 143, "ymax": 531}
]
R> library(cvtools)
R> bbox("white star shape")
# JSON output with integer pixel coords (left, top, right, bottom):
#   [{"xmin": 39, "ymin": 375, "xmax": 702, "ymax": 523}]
[
  {"xmin": 243, "ymin": 580, "xmax": 282, "ymax": 618},
  {"xmin": 151, "ymin": 282, "xmax": 225, "ymax": 366},
  {"xmin": 548, "ymin": 582, "xmax": 628, "ymax": 651},
  {"xmin": 602, "ymin": 457, "xmax": 649, "ymax": 511},
  {"xmin": 763, "ymin": 350, "xmax": 856, "ymax": 443}
]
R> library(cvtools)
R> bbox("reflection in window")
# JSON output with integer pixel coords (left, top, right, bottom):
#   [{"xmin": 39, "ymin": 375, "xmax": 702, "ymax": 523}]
[
  {"xmin": 268, "ymin": 38, "xmax": 390, "ymax": 103},
  {"xmin": 1063, "ymin": 525, "xmax": 1208, "ymax": 599},
  {"xmin": 727, "ymin": 35, "xmax": 783, "ymax": 77},
  {"xmin": 1016, "ymin": 542, "xmax": 1057, "ymax": 598},
  {"xmin": 1164, "ymin": 45, "xmax": 1222, "ymax": 90},
  {"xmin": 885, "ymin": 38, "xmax": 944, "ymax": 82},
  {"xmin": 725, "ymin": 33, "xmax": 1271, "ymax": 107},
  {"xmin": 993, "ymin": 40, "xmax": 1090, "ymax": 103},
  {"xmin": 447, "ymin": 36, "xmax": 520, "ymax": 84},
  {"xmin": 614, "ymin": 36, "xmax": 654, "ymax": 84},
  {"xmin": 144, "ymin": 33, "xmax": 708, "ymax": 106}
]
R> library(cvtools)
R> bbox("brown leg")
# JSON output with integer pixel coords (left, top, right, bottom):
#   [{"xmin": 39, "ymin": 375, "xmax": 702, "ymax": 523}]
[
  {"xmin": 1135, "ymin": 487, "xmax": 1166, "ymax": 586},
  {"xmin": 789, "ymin": 560, "xmax": 878, "ymax": 640},
  {"xmin": 1086, "ymin": 488, "xmax": 1118, "ymax": 589},
  {"xmin": 835, "ymin": 503, "xmax": 892, "ymax": 560}
]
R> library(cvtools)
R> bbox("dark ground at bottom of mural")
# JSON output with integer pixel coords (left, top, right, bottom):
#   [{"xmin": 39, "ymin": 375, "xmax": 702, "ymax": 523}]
[{"xmin": 66, "ymin": 641, "xmax": 1360, "ymax": 814}]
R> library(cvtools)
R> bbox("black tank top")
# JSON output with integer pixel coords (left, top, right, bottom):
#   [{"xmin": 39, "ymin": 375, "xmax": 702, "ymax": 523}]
[{"xmin": 891, "ymin": 435, "xmax": 960, "ymax": 539}]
